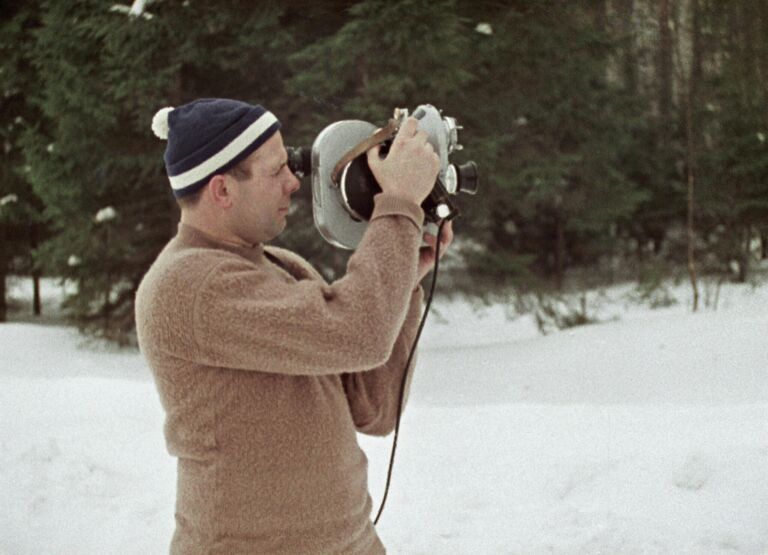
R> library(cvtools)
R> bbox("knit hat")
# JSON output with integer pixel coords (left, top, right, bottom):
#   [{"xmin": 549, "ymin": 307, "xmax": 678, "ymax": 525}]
[{"xmin": 151, "ymin": 98, "xmax": 281, "ymax": 198}]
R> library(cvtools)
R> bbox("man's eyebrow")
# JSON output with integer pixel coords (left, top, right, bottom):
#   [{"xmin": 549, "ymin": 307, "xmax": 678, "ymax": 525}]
[{"xmin": 272, "ymin": 156, "xmax": 288, "ymax": 172}]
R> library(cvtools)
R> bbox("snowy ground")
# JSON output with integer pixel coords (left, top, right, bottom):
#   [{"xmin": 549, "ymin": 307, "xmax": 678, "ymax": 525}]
[{"xmin": 1, "ymin": 276, "xmax": 767, "ymax": 554}]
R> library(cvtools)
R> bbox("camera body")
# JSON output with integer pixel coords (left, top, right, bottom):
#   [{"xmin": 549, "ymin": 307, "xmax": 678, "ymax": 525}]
[{"xmin": 288, "ymin": 104, "xmax": 477, "ymax": 250}]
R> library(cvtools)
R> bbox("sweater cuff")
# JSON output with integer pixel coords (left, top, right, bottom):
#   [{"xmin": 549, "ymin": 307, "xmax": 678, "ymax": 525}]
[{"xmin": 370, "ymin": 193, "xmax": 425, "ymax": 232}]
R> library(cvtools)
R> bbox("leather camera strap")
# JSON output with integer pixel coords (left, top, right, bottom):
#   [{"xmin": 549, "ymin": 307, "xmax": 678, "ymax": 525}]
[{"xmin": 330, "ymin": 117, "xmax": 400, "ymax": 185}]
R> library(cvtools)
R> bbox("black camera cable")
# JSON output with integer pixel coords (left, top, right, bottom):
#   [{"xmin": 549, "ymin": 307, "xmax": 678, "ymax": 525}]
[{"xmin": 373, "ymin": 216, "xmax": 449, "ymax": 526}]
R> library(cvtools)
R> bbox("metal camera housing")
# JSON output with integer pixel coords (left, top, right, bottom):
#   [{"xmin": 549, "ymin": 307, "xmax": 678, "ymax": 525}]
[{"xmin": 288, "ymin": 104, "xmax": 477, "ymax": 250}]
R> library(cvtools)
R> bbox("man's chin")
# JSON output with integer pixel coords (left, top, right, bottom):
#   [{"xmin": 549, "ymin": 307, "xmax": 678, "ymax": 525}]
[{"xmin": 264, "ymin": 221, "xmax": 287, "ymax": 242}]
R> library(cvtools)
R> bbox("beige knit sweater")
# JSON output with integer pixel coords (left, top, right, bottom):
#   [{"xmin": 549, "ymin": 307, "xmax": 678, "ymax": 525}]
[{"xmin": 135, "ymin": 193, "xmax": 425, "ymax": 554}]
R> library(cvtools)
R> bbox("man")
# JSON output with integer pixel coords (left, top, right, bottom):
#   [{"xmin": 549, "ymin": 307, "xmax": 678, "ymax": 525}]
[{"xmin": 135, "ymin": 98, "xmax": 453, "ymax": 554}]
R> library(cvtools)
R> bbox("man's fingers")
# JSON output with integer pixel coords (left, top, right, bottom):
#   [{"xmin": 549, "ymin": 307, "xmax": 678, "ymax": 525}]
[
  {"xmin": 435, "ymin": 221, "xmax": 453, "ymax": 253},
  {"xmin": 366, "ymin": 144, "xmax": 381, "ymax": 167},
  {"xmin": 401, "ymin": 116, "xmax": 418, "ymax": 135},
  {"xmin": 442, "ymin": 221, "xmax": 454, "ymax": 245},
  {"xmin": 413, "ymin": 129, "xmax": 429, "ymax": 146},
  {"xmin": 393, "ymin": 116, "xmax": 418, "ymax": 148}
]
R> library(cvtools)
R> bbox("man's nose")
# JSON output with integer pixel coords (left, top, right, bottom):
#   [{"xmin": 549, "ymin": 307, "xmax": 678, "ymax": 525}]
[{"xmin": 286, "ymin": 172, "xmax": 300, "ymax": 194}]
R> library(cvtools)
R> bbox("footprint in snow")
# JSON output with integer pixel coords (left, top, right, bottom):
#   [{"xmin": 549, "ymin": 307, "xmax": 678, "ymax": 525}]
[{"xmin": 673, "ymin": 453, "xmax": 713, "ymax": 491}]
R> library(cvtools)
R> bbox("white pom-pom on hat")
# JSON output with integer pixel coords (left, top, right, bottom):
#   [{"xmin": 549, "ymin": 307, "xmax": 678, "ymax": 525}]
[{"xmin": 151, "ymin": 106, "xmax": 174, "ymax": 140}]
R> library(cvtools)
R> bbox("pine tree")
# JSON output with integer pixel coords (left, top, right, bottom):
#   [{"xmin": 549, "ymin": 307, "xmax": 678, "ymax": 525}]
[
  {"xmin": 12, "ymin": 0, "xmax": 767, "ymax": 341},
  {"xmin": 456, "ymin": 2, "xmax": 650, "ymax": 290},
  {"xmin": 697, "ymin": 0, "xmax": 768, "ymax": 282},
  {"xmin": 21, "ymin": 0, "xmax": 291, "ymax": 343},
  {"xmin": 0, "ymin": 1, "xmax": 45, "ymax": 321}
]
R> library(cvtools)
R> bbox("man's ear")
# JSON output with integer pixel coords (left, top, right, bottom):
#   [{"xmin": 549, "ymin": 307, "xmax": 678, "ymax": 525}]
[{"xmin": 207, "ymin": 175, "xmax": 234, "ymax": 209}]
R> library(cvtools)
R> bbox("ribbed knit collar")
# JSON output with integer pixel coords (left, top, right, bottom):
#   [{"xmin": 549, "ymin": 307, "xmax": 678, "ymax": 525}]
[{"xmin": 176, "ymin": 223, "xmax": 265, "ymax": 265}]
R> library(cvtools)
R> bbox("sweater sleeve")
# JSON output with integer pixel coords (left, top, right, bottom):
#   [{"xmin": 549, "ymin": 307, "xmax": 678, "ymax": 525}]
[
  {"xmin": 341, "ymin": 285, "xmax": 424, "ymax": 436},
  {"xmin": 191, "ymin": 193, "xmax": 424, "ymax": 375}
]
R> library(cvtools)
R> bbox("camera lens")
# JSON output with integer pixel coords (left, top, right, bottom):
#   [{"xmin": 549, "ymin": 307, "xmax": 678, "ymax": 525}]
[
  {"xmin": 286, "ymin": 146, "xmax": 311, "ymax": 178},
  {"xmin": 339, "ymin": 156, "xmax": 382, "ymax": 222}
]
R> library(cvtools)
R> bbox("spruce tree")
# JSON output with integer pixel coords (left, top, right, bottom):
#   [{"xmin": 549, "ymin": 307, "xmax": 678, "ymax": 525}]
[
  {"xmin": 457, "ymin": 2, "xmax": 650, "ymax": 290},
  {"xmin": 22, "ymin": 0, "xmax": 291, "ymax": 343},
  {"xmin": 696, "ymin": 1, "xmax": 768, "ymax": 282},
  {"xmin": 0, "ymin": 1, "xmax": 45, "ymax": 321}
]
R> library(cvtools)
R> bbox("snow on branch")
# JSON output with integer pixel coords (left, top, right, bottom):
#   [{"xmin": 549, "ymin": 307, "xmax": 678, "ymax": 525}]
[
  {"xmin": 95, "ymin": 207, "xmax": 117, "ymax": 223},
  {"xmin": 110, "ymin": 0, "xmax": 154, "ymax": 20},
  {"xmin": 0, "ymin": 194, "xmax": 18, "ymax": 207},
  {"xmin": 475, "ymin": 23, "xmax": 493, "ymax": 36}
]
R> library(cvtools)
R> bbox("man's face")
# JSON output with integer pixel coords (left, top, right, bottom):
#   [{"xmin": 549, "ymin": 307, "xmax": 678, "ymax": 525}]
[{"xmin": 227, "ymin": 131, "xmax": 300, "ymax": 244}]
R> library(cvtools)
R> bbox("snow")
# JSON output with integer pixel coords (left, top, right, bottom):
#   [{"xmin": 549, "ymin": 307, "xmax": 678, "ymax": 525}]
[
  {"xmin": 128, "ymin": 0, "xmax": 147, "ymax": 17},
  {"xmin": 1, "ymin": 277, "xmax": 767, "ymax": 554},
  {"xmin": 475, "ymin": 23, "xmax": 493, "ymax": 36},
  {"xmin": 94, "ymin": 206, "xmax": 117, "ymax": 223},
  {"xmin": 0, "ymin": 194, "xmax": 18, "ymax": 206},
  {"xmin": 109, "ymin": 1, "xmax": 153, "ymax": 20}
]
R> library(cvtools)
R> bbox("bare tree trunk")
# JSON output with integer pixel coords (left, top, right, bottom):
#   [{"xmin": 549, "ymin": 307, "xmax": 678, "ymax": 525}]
[
  {"xmin": 658, "ymin": 0, "xmax": 673, "ymax": 122},
  {"xmin": 555, "ymin": 208, "xmax": 565, "ymax": 290},
  {"xmin": 649, "ymin": 0, "xmax": 675, "ymax": 265},
  {"xmin": 760, "ymin": 1, "xmax": 768, "ymax": 125},
  {"xmin": 30, "ymin": 223, "xmax": 41, "ymax": 316},
  {"xmin": 32, "ymin": 272, "xmax": 41, "ymax": 316},
  {"xmin": 0, "ymin": 224, "xmax": 6, "ymax": 322},
  {"xmin": 762, "ymin": 228, "xmax": 768, "ymax": 259},
  {"xmin": 674, "ymin": 0, "xmax": 701, "ymax": 311},
  {"xmin": 684, "ymin": 94, "xmax": 699, "ymax": 309},
  {"xmin": 690, "ymin": 0, "xmax": 702, "ymax": 309},
  {"xmin": 618, "ymin": 0, "xmax": 637, "ymax": 92},
  {"xmin": 0, "ymin": 267, "xmax": 6, "ymax": 323},
  {"xmin": 739, "ymin": 227, "xmax": 750, "ymax": 283}
]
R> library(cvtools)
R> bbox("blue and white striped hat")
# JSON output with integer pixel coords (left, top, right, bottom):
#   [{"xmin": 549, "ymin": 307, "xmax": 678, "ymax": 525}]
[{"xmin": 151, "ymin": 98, "xmax": 281, "ymax": 198}]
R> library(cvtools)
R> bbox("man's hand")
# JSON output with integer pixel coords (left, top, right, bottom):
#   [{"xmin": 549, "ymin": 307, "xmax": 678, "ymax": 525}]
[
  {"xmin": 417, "ymin": 220, "xmax": 454, "ymax": 283},
  {"xmin": 366, "ymin": 117, "xmax": 440, "ymax": 206}
]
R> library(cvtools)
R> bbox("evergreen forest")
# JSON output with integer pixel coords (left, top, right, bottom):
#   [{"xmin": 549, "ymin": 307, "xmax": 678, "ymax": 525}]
[{"xmin": 1, "ymin": 0, "xmax": 767, "ymax": 343}]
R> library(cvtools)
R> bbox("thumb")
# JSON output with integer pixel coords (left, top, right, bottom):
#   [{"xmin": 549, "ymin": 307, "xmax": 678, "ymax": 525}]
[{"xmin": 366, "ymin": 144, "xmax": 381, "ymax": 170}]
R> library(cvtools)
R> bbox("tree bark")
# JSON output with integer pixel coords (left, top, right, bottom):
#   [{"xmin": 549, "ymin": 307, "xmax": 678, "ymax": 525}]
[
  {"xmin": 0, "ymin": 224, "xmax": 6, "ymax": 322},
  {"xmin": 657, "ymin": 0, "xmax": 673, "ymax": 123},
  {"xmin": 32, "ymin": 271, "xmax": 40, "ymax": 315},
  {"xmin": 554, "ymin": 208, "xmax": 565, "ymax": 290},
  {"xmin": 618, "ymin": 0, "xmax": 637, "ymax": 92},
  {"xmin": 685, "ymin": 107, "xmax": 699, "ymax": 310},
  {"xmin": 685, "ymin": 0, "xmax": 702, "ymax": 311},
  {"xmin": 738, "ymin": 227, "xmax": 750, "ymax": 283},
  {"xmin": 0, "ymin": 267, "xmax": 6, "ymax": 323},
  {"xmin": 670, "ymin": 0, "xmax": 701, "ymax": 310},
  {"xmin": 30, "ymin": 223, "xmax": 41, "ymax": 316},
  {"xmin": 761, "ymin": 228, "xmax": 768, "ymax": 259}
]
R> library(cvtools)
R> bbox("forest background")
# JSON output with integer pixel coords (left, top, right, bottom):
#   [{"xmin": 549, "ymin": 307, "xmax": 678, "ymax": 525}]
[{"xmin": 1, "ymin": 0, "xmax": 766, "ymax": 344}]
